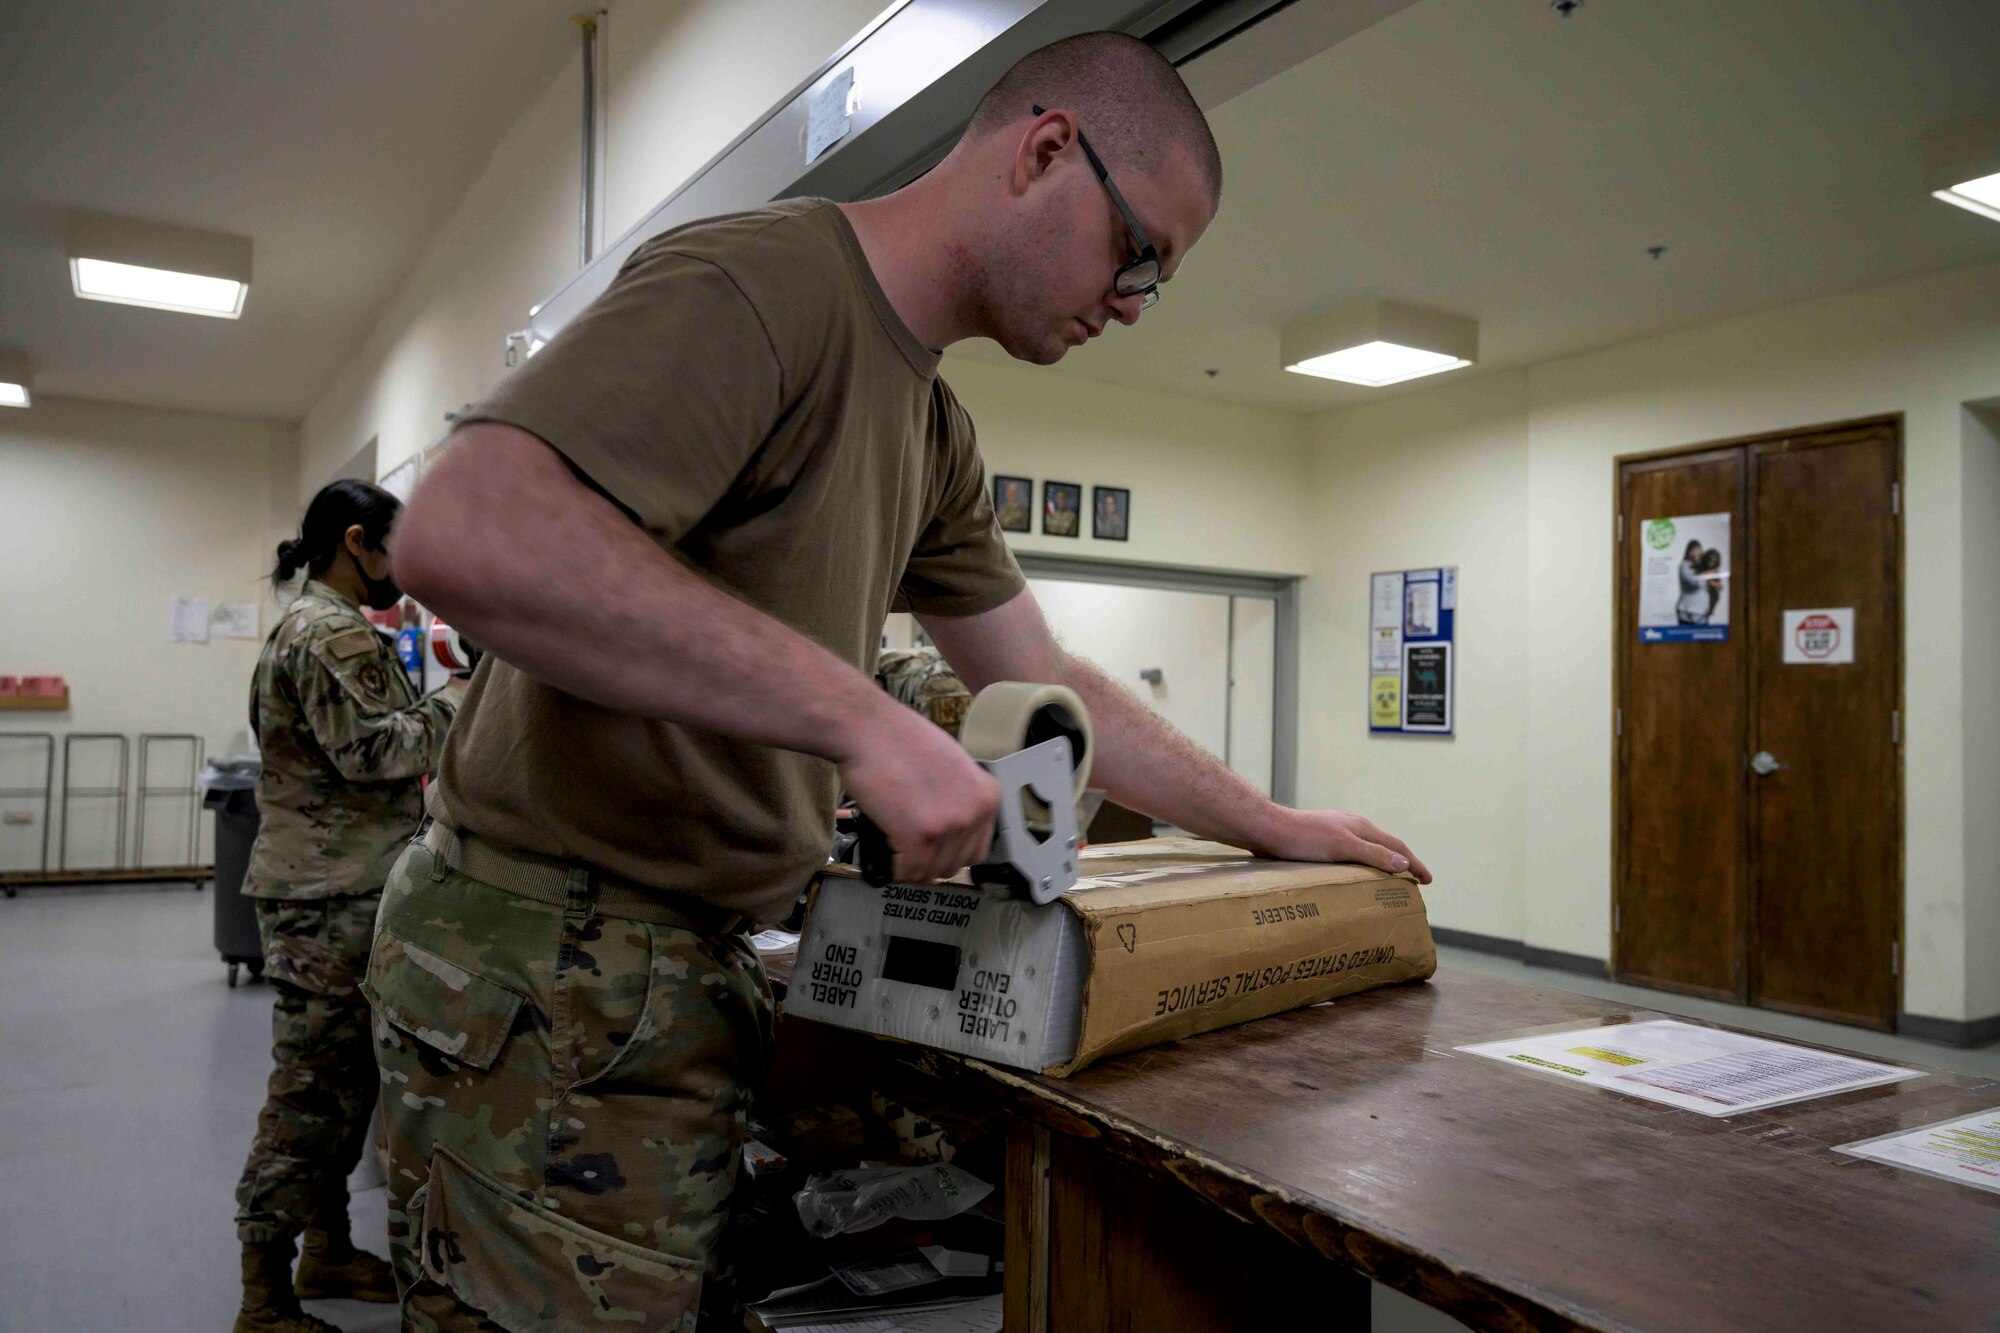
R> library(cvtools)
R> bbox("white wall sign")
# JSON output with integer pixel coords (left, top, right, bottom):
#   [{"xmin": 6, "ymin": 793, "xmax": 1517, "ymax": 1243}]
[
  {"xmin": 210, "ymin": 602, "xmax": 261, "ymax": 640},
  {"xmin": 1783, "ymin": 607, "xmax": 1855, "ymax": 665},
  {"xmin": 169, "ymin": 596, "xmax": 210, "ymax": 644},
  {"xmin": 806, "ymin": 66, "xmax": 857, "ymax": 164}
]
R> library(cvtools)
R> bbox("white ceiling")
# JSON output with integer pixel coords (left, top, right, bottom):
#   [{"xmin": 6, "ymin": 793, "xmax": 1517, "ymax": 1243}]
[
  {"xmin": 3, "ymin": 0, "xmax": 1997, "ymax": 424},
  {"xmin": 0, "ymin": 0, "xmax": 580, "ymax": 420},
  {"xmin": 959, "ymin": 0, "xmax": 2000, "ymax": 412}
]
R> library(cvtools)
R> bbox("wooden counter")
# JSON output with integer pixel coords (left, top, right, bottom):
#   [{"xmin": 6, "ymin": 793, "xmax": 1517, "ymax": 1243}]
[{"xmin": 769, "ymin": 958, "xmax": 2000, "ymax": 1331}]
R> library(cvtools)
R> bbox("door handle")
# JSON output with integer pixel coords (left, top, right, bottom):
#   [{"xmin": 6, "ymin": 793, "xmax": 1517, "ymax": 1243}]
[{"xmin": 1750, "ymin": 750, "xmax": 1788, "ymax": 775}]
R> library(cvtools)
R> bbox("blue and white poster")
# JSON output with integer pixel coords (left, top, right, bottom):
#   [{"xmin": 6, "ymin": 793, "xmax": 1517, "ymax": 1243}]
[
  {"xmin": 1637, "ymin": 512, "xmax": 1730, "ymax": 643},
  {"xmin": 1370, "ymin": 567, "xmax": 1455, "ymax": 736}
]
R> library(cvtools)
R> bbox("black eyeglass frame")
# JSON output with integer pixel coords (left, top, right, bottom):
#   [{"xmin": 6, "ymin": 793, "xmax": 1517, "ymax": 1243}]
[{"xmin": 1032, "ymin": 105, "xmax": 1162, "ymax": 310}]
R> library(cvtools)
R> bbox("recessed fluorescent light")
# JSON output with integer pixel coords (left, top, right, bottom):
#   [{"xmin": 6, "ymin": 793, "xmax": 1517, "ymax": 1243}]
[
  {"xmin": 1932, "ymin": 171, "xmax": 2000, "ymax": 224},
  {"xmin": 1287, "ymin": 341, "xmax": 1472, "ymax": 387},
  {"xmin": 71, "ymin": 257, "xmax": 247, "ymax": 317},
  {"xmin": 1922, "ymin": 115, "xmax": 2000, "ymax": 227},
  {"xmin": 0, "ymin": 349, "xmax": 32, "ymax": 408},
  {"xmin": 66, "ymin": 211, "xmax": 252, "ymax": 319},
  {"xmin": 1280, "ymin": 300, "xmax": 1478, "ymax": 389}
]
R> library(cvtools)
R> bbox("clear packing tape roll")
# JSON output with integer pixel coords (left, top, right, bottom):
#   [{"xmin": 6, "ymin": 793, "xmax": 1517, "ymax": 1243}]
[{"xmin": 957, "ymin": 681, "xmax": 1093, "ymax": 801}]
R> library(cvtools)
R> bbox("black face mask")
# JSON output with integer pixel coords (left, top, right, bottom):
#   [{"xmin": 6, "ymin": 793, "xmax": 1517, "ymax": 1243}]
[{"xmin": 361, "ymin": 567, "xmax": 403, "ymax": 611}]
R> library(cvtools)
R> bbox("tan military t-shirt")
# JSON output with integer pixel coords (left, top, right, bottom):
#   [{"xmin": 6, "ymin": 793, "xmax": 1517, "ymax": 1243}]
[{"xmin": 435, "ymin": 198, "xmax": 1024, "ymax": 924}]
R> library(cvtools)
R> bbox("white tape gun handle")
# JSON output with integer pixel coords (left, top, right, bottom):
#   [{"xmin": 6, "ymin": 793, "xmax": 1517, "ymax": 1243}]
[{"xmin": 857, "ymin": 681, "xmax": 1092, "ymax": 901}]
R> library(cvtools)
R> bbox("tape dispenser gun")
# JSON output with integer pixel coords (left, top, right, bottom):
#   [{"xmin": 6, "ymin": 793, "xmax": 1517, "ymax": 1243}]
[{"xmin": 856, "ymin": 682, "xmax": 1093, "ymax": 905}]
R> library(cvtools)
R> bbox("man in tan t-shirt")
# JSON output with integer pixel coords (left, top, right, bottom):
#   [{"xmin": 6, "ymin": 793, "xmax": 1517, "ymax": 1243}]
[{"xmin": 375, "ymin": 31, "xmax": 1430, "ymax": 1333}]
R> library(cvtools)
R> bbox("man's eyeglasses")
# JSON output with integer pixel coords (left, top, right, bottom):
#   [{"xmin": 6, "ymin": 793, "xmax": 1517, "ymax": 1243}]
[{"xmin": 1033, "ymin": 105, "xmax": 1161, "ymax": 310}]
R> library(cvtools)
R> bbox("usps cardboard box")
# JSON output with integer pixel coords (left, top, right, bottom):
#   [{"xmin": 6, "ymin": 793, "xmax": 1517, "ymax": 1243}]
[{"xmin": 785, "ymin": 837, "xmax": 1436, "ymax": 1076}]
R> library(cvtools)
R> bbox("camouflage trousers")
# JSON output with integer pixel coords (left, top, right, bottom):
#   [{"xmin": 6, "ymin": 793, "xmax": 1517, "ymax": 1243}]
[
  {"xmin": 367, "ymin": 837, "xmax": 773, "ymax": 1332},
  {"xmin": 235, "ymin": 891, "xmax": 384, "ymax": 1244}
]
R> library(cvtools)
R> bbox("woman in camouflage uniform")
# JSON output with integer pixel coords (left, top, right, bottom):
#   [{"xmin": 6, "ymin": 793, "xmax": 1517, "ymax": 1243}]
[{"xmin": 233, "ymin": 480, "xmax": 462, "ymax": 1333}]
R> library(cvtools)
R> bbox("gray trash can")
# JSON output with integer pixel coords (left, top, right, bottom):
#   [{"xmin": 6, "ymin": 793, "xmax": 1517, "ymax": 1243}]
[{"xmin": 202, "ymin": 758, "xmax": 262, "ymax": 987}]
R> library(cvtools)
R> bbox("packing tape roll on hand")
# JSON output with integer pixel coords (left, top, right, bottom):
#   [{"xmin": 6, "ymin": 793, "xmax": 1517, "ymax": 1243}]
[{"xmin": 959, "ymin": 681, "xmax": 1093, "ymax": 798}]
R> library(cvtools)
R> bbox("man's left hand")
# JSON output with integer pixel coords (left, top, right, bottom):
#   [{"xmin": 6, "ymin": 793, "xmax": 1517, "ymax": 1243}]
[{"xmin": 1247, "ymin": 809, "xmax": 1432, "ymax": 883}]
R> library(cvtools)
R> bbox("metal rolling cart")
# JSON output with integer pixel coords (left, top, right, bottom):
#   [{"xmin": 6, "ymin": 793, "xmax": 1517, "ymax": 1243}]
[
  {"xmin": 58, "ymin": 733, "xmax": 129, "ymax": 874},
  {"xmin": 134, "ymin": 733, "xmax": 205, "ymax": 882},
  {"xmin": 0, "ymin": 733, "xmax": 55, "ymax": 898}
]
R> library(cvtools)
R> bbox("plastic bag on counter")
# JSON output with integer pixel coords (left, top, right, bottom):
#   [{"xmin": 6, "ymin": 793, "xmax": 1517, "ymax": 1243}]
[{"xmin": 793, "ymin": 1162, "xmax": 993, "ymax": 1238}]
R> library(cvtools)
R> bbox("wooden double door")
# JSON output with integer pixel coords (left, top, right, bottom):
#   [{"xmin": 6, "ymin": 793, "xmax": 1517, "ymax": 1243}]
[{"xmin": 1614, "ymin": 419, "xmax": 1903, "ymax": 1030}]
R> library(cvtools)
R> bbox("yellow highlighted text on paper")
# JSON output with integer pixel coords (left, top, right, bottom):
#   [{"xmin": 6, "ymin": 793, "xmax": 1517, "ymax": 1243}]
[{"xmin": 1566, "ymin": 1046, "xmax": 1648, "ymax": 1067}]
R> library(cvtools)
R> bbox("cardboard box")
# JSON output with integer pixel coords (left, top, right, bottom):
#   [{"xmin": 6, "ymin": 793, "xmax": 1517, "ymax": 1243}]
[{"xmin": 785, "ymin": 837, "xmax": 1436, "ymax": 1076}]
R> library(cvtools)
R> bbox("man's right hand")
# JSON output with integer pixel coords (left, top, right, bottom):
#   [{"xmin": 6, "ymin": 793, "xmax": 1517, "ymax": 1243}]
[{"xmin": 836, "ymin": 697, "xmax": 1000, "ymax": 884}]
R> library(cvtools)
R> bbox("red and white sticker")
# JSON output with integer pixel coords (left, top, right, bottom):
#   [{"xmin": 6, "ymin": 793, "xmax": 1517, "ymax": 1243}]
[
  {"xmin": 1782, "ymin": 608, "xmax": 1855, "ymax": 665},
  {"xmin": 429, "ymin": 620, "xmax": 472, "ymax": 671}
]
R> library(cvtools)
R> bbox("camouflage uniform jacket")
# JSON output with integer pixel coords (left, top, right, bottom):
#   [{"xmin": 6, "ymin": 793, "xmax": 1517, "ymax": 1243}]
[
  {"xmin": 245, "ymin": 580, "xmax": 458, "ymax": 900},
  {"xmin": 875, "ymin": 647, "xmax": 971, "ymax": 737}
]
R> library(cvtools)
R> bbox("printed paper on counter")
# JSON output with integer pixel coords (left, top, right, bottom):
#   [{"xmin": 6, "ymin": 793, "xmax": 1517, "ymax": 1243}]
[
  {"xmin": 1458, "ymin": 1019, "xmax": 1922, "ymax": 1116},
  {"xmin": 1836, "ymin": 1107, "xmax": 2000, "ymax": 1194}
]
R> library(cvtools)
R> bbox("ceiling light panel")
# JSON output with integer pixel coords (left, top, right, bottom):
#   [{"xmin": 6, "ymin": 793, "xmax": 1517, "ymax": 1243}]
[
  {"xmin": 66, "ymin": 211, "xmax": 252, "ymax": 318},
  {"xmin": 1933, "ymin": 170, "xmax": 2000, "ymax": 224},
  {"xmin": 0, "ymin": 349, "xmax": 32, "ymax": 408},
  {"xmin": 1281, "ymin": 300, "xmax": 1478, "ymax": 389},
  {"xmin": 1922, "ymin": 115, "xmax": 2000, "ymax": 226},
  {"xmin": 1288, "ymin": 340, "xmax": 1472, "ymax": 386}
]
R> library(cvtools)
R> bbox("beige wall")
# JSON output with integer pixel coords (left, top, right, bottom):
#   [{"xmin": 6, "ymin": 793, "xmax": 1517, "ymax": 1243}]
[
  {"xmin": 1303, "ymin": 371, "xmax": 1532, "ymax": 941},
  {"xmin": 0, "ymin": 398, "xmax": 297, "ymax": 870},
  {"xmin": 301, "ymin": 0, "xmax": 886, "ymax": 493},
  {"xmin": 942, "ymin": 355, "xmax": 1312, "ymax": 576},
  {"xmin": 1302, "ymin": 258, "xmax": 2000, "ymax": 1023},
  {"xmin": 1961, "ymin": 402, "xmax": 2000, "ymax": 1019}
]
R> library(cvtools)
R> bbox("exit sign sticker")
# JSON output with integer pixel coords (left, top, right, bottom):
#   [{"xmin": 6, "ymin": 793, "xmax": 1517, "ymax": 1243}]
[{"xmin": 1783, "ymin": 608, "xmax": 1855, "ymax": 665}]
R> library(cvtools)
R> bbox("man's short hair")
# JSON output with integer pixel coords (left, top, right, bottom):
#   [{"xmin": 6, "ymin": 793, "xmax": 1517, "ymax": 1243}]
[{"xmin": 963, "ymin": 31, "xmax": 1222, "ymax": 205}]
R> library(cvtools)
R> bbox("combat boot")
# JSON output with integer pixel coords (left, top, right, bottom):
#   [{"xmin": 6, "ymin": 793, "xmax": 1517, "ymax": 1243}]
[
  {"xmin": 234, "ymin": 1240, "xmax": 342, "ymax": 1333},
  {"xmin": 293, "ymin": 1226, "xmax": 399, "ymax": 1303}
]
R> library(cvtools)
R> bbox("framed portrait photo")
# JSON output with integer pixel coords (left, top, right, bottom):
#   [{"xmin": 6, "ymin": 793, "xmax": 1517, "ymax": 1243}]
[
  {"xmin": 1042, "ymin": 481, "xmax": 1082, "ymax": 537},
  {"xmin": 1092, "ymin": 486, "xmax": 1130, "ymax": 542},
  {"xmin": 992, "ymin": 474, "xmax": 1033, "ymax": 533}
]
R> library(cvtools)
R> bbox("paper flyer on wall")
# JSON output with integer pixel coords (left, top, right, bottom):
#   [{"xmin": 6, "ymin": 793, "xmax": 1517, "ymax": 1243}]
[
  {"xmin": 1458, "ymin": 1019, "xmax": 1923, "ymax": 1116},
  {"xmin": 1637, "ymin": 512, "xmax": 1730, "ymax": 643},
  {"xmin": 1836, "ymin": 1108, "xmax": 2000, "ymax": 1195},
  {"xmin": 170, "ymin": 595, "xmax": 210, "ymax": 644}
]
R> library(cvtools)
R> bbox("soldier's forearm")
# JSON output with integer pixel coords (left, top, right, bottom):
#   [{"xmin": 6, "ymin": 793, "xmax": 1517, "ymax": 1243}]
[
  {"xmin": 318, "ymin": 695, "xmax": 457, "ymax": 784},
  {"xmin": 1054, "ymin": 652, "xmax": 1285, "ymax": 851},
  {"xmin": 395, "ymin": 424, "xmax": 891, "ymax": 765}
]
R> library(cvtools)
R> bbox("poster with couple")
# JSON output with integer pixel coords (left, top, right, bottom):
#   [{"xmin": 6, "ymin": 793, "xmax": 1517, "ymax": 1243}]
[{"xmin": 1637, "ymin": 512, "xmax": 1731, "ymax": 643}]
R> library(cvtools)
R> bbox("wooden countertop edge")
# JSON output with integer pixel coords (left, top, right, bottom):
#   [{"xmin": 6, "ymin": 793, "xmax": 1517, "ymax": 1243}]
[{"xmin": 905, "ymin": 1047, "xmax": 1606, "ymax": 1333}]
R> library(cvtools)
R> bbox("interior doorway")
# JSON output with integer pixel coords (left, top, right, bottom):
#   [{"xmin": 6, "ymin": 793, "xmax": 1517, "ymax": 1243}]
[
  {"xmin": 884, "ymin": 557, "xmax": 1298, "ymax": 804},
  {"xmin": 1613, "ymin": 418, "xmax": 1903, "ymax": 1030}
]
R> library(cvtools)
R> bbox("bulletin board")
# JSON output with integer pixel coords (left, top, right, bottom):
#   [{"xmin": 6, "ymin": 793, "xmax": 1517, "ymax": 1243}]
[{"xmin": 1369, "ymin": 567, "xmax": 1455, "ymax": 736}]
